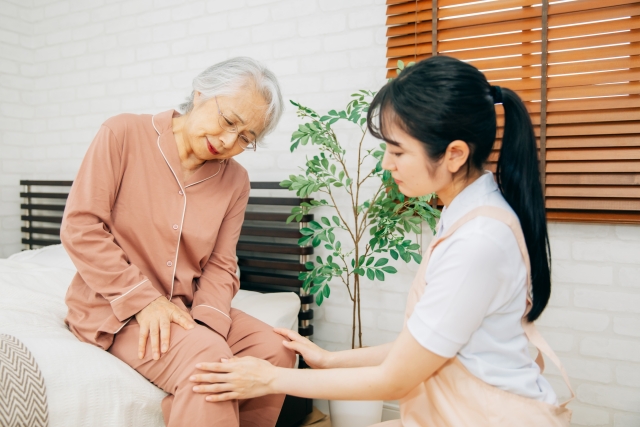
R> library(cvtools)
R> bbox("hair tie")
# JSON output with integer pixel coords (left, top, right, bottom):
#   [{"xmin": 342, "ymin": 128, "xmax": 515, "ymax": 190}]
[{"xmin": 490, "ymin": 85, "xmax": 503, "ymax": 104}]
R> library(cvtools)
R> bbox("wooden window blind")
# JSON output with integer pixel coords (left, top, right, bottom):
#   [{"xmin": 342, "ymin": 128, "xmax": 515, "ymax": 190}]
[{"xmin": 386, "ymin": 0, "xmax": 640, "ymax": 224}]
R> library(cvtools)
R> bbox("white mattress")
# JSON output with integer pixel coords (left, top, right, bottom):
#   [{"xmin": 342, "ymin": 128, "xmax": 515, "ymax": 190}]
[{"xmin": 2, "ymin": 245, "xmax": 300, "ymax": 427}]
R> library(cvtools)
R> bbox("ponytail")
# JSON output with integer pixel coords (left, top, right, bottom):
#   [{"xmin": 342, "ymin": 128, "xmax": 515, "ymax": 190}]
[
  {"xmin": 368, "ymin": 56, "xmax": 551, "ymax": 322},
  {"xmin": 496, "ymin": 87, "xmax": 550, "ymax": 322}
]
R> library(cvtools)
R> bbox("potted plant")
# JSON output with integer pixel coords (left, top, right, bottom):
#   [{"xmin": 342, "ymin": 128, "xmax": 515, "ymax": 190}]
[{"xmin": 280, "ymin": 86, "xmax": 440, "ymax": 426}]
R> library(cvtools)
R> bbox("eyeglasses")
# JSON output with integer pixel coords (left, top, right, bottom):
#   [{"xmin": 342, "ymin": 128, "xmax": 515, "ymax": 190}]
[{"xmin": 215, "ymin": 96, "xmax": 257, "ymax": 151}]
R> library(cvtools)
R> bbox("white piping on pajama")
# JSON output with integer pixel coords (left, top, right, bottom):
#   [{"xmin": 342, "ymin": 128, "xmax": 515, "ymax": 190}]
[
  {"xmin": 110, "ymin": 279, "xmax": 149, "ymax": 303},
  {"xmin": 152, "ymin": 114, "xmax": 185, "ymax": 301},
  {"xmin": 192, "ymin": 305, "xmax": 232, "ymax": 320}
]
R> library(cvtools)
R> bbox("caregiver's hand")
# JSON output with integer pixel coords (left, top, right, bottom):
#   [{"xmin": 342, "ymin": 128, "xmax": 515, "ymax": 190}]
[
  {"xmin": 135, "ymin": 296, "xmax": 196, "ymax": 360},
  {"xmin": 274, "ymin": 328, "xmax": 330, "ymax": 369},
  {"xmin": 191, "ymin": 356, "xmax": 276, "ymax": 402}
]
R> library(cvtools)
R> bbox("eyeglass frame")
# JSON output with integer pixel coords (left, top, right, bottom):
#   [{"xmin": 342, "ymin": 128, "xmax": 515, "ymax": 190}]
[{"xmin": 214, "ymin": 96, "xmax": 257, "ymax": 151}]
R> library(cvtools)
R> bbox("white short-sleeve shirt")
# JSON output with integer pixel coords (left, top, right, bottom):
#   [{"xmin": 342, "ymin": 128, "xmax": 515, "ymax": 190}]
[{"xmin": 407, "ymin": 172, "xmax": 557, "ymax": 404}]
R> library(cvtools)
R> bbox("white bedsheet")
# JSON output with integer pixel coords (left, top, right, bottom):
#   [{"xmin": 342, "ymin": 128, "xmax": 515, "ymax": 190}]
[{"xmin": 1, "ymin": 246, "xmax": 300, "ymax": 427}]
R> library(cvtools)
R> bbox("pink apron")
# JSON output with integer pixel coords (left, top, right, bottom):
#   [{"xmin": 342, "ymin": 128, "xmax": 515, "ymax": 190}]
[{"xmin": 375, "ymin": 206, "xmax": 574, "ymax": 427}]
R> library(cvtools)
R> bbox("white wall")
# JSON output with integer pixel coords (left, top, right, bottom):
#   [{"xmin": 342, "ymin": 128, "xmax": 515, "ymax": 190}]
[{"xmin": 0, "ymin": 1, "xmax": 638, "ymax": 425}]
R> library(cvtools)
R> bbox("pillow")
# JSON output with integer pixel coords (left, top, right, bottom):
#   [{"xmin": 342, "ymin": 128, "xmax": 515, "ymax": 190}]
[{"xmin": 8, "ymin": 245, "xmax": 76, "ymax": 270}]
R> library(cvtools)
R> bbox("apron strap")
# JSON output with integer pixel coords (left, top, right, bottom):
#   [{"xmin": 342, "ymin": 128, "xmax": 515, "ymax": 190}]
[{"xmin": 434, "ymin": 205, "xmax": 575, "ymax": 407}]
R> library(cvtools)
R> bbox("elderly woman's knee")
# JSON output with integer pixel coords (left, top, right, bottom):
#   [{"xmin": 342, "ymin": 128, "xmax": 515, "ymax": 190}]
[{"xmin": 265, "ymin": 331, "xmax": 296, "ymax": 368}]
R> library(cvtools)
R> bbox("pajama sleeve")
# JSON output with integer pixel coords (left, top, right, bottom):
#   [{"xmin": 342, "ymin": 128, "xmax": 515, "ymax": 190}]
[
  {"xmin": 191, "ymin": 175, "xmax": 250, "ymax": 339},
  {"xmin": 61, "ymin": 123, "xmax": 163, "ymax": 322}
]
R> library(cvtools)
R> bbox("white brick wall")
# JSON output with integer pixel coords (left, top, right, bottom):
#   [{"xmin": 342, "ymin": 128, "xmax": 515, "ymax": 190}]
[{"xmin": 1, "ymin": 1, "xmax": 639, "ymax": 425}]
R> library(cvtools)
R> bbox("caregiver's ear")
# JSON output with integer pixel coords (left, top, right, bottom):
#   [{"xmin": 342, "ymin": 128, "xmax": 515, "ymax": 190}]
[{"xmin": 444, "ymin": 140, "xmax": 471, "ymax": 174}]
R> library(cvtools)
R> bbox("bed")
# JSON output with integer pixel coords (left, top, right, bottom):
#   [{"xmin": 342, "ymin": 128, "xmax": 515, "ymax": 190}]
[{"xmin": 0, "ymin": 181, "xmax": 314, "ymax": 427}]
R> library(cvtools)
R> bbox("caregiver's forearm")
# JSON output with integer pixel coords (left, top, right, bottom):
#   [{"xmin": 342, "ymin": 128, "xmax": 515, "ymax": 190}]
[
  {"xmin": 272, "ymin": 364, "xmax": 404, "ymax": 401},
  {"xmin": 325, "ymin": 342, "xmax": 393, "ymax": 368}
]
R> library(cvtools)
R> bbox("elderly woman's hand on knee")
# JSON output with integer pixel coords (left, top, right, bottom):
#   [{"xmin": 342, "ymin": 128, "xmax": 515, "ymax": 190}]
[{"xmin": 135, "ymin": 296, "xmax": 196, "ymax": 360}]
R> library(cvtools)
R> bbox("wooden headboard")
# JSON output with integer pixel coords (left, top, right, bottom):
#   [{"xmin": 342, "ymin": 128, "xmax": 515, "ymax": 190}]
[{"xmin": 19, "ymin": 180, "xmax": 314, "ymax": 338}]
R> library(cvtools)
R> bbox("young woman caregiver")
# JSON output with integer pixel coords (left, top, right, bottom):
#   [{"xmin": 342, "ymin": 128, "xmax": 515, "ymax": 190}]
[{"xmin": 190, "ymin": 55, "xmax": 574, "ymax": 426}]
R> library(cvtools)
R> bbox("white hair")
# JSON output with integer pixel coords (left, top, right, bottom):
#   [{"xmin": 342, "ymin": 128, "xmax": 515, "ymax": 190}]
[{"xmin": 179, "ymin": 57, "xmax": 284, "ymax": 140}]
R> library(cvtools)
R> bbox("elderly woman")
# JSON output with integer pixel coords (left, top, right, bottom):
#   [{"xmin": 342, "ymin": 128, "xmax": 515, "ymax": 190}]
[{"xmin": 61, "ymin": 57, "xmax": 295, "ymax": 427}]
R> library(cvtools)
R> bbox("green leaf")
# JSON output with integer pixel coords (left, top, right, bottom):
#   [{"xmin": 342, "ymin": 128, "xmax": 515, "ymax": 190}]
[
  {"xmin": 321, "ymin": 217, "xmax": 330, "ymax": 226},
  {"xmin": 305, "ymin": 261, "xmax": 314, "ymax": 270},
  {"xmin": 316, "ymin": 292, "xmax": 324, "ymax": 306},
  {"xmin": 309, "ymin": 221, "xmax": 322, "ymax": 230},
  {"xmin": 313, "ymin": 276, "xmax": 326, "ymax": 285},
  {"xmin": 322, "ymin": 285, "xmax": 330, "ymax": 298},
  {"xmin": 298, "ymin": 235, "xmax": 312, "ymax": 246},
  {"xmin": 374, "ymin": 258, "xmax": 388, "ymax": 267},
  {"xmin": 310, "ymin": 285, "xmax": 322, "ymax": 294},
  {"xmin": 390, "ymin": 249, "xmax": 399, "ymax": 260},
  {"xmin": 410, "ymin": 252, "xmax": 423, "ymax": 264},
  {"xmin": 300, "ymin": 227, "xmax": 315, "ymax": 236},
  {"xmin": 332, "ymin": 216, "xmax": 340, "ymax": 226},
  {"xmin": 375, "ymin": 269, "xmax": 385, "ymax": 281},
  {"xmin": 366, "ymin": 257, "xmax": 374, "ymax": 266},
  {"xmin": 381, "ymin": 266, "xmax": 397, "ymax": 274},
  {"xmin": 366, "ymin": 269, "xmax": 374, "ymax": 280}
]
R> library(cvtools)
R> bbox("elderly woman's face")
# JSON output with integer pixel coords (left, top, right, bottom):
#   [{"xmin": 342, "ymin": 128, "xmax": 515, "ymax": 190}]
[{"xmin": 186, "ymin": 89, "xmax": 268, "ymax": 160}]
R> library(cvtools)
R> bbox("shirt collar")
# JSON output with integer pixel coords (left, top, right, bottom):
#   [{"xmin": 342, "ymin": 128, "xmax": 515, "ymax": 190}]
[
  {"xmin": 437, "ymin": 171, "xmax": 499, "ymax": 236},
  {"xmin": 153, "ymin": 109, "xmax": 227, "ymax": 188}
]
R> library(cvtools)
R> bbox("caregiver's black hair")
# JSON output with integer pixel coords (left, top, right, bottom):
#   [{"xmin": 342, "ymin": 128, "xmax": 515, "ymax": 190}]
[{"xmin": 367, "ymin": 55, "xmax": 550, "ymax": 322}]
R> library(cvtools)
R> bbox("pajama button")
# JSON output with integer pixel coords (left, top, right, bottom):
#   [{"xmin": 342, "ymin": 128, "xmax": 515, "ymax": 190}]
[
  {"xmin": 172, "ymin": 224, "xmax": 178, "ymax": 230},
  {"xmin": 167, "ymin": 261, "xmax": 172, "ymax": 267}
]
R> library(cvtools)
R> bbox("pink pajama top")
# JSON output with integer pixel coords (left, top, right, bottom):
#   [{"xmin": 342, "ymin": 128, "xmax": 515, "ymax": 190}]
[{"xmin": 61, "ymin": 110, "xmax": 250, "ymax": 350}]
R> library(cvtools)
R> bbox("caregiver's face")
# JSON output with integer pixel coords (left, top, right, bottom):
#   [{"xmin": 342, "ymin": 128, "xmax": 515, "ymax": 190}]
[
  {"xmin": 186, "ymin": 88, "xmax": 268, "ymax": 160},
  {"xmin": 381, "ymin": 120, "xmax": 450, "ymax": 198}
]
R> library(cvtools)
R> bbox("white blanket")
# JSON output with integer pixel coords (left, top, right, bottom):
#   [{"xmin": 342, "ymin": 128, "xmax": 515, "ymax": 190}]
[{"xmin": 1, "ymin": 246, "xmax": 300, "ymax": 427}]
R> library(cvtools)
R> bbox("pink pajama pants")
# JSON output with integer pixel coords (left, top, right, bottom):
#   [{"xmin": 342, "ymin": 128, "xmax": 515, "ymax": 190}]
[{"xmin": 109, "ymin": 308, "xmax": 296, "ymax": 427}]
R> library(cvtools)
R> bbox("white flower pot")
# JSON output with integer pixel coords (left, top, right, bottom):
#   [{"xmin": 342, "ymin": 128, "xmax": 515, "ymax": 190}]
[{"xmin": 329, "ymin": 399, "xmax": 384, "ymax": 427}]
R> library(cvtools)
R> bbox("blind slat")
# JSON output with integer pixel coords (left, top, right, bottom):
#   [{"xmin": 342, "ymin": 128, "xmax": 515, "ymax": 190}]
[
  {"xmin": 387, "ymin": 32, "xmax": 431, "ymax": 48},
  {"xmin": 386, "ymin": 10, "xmax": 432, "ymax": 26},
  {"xmin": 438, "ymin": 6, "xmax": 540, "ymax": 30},
  {"xmin": 548, "ymin": 0, "xmax": 638, "ymax": 17},
  {"xmin": 546, "ymin": 173, "xmax": 640, "ymax": 185},
  {"xmin": 546, "ymin": 161, "xmax": 640, "ymax": 173},
  {"xmin": 386, "ymin": 21, "xmax": 432, "ymax": 37},
  {"xmin": 547, "ymin": 148, "xmax": 640, "ymax": 161},
  {"xmin": 438, "ymin": 0, "xmax": 540, "ymax": 19},
  {"xmin": 547, "ymin": 122, "xmax": 640, "ymax": 137},
  {"xmin": 386, "ymin": 0, "xmax": 431, "ymax": 16},
  {"xmin": 547, "ymin": 109, "xmax": 640, "ymax": 126},
  {"xmin": 546, "ymin": 186, "xmax": 640, "ymax": 198},
  {"xmin": 546, "ymin": 198, "xmax": 640, "ymax": 211},
  {"xmin": 546, "ymin": 135, "xmax": 640, "ymax": 149},
  {"xmin": 549, "ymin": 3, "xmax": 640, "ymax": 27},
  {"xmin": 387, "ymin": 43, "xmax": 433, "ymax": 58}
]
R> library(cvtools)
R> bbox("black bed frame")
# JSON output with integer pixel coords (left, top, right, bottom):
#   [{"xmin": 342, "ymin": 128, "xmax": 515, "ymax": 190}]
[{"xmin": 20, "ymin": 180, "xmax": 314, "ymax": 427}]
